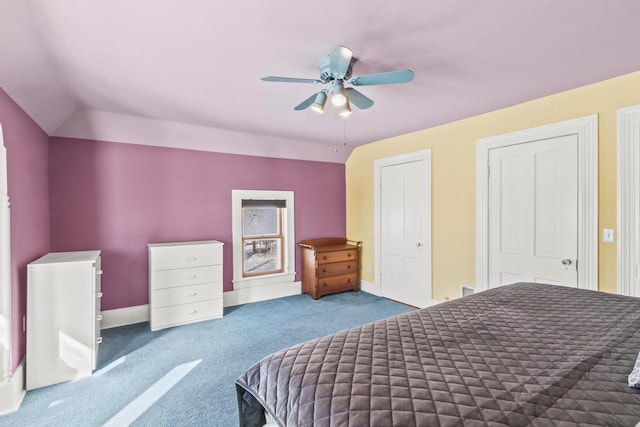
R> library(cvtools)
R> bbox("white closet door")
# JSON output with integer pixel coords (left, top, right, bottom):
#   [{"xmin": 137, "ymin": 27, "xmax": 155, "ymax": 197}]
[
  {"xmin": 488, "ymin": 135, "xmax": 578, "ymax": 288},
  {"xmin": 380, "ymin": 158, "xmax": 431, "ymax": 307}
]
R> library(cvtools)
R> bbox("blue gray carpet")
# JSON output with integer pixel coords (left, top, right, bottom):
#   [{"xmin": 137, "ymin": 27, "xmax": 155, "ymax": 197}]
[{"xmin": 2, "ymin": 291, "xmax": 413, "ymax": 426}]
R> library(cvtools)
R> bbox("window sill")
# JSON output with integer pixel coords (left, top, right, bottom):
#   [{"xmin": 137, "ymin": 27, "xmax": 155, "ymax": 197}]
[{"xmin": 232, "ymin": 272, "xmax": 296, "ymax": 290}]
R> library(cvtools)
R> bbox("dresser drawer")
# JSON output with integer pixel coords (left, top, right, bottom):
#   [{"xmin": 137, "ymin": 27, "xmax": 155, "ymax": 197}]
[
  {"xmin": 150, "ymin": 265, "xmax": 221, "ymax": 290},
  {"xmin": 95, "ymin": 256, "xmax": 102, "ymax": 293},
  {"xmin": 94, "ymin": 315, "xmax": 102, "ymax": 345},
  {"xmin": 318, "ymin": 273, "xmax": 358, "ymax": 290},
  {"xmin": 151, "ymin": 282, "xmax": 222, "ymax": 308},
  {"xmin": 93, "ymin": 315, "xmax": 102, "ymax": 370},
  {"xmin": 151, "ymin": 299, "xmax": 223, "ymax": 330},
  {"xmin": 318, "ymin": 261, "xmax": 357, "ymax": 278},
  {"xmin": 317, "ymin": 249, "xmax": 357, "ymax": 264},
  {"xmin": 94, "ymin": 291, "xmax": 102, "ymax": 321},
  {"xmin": 151, "ymin": 247, "xmax": 221, "ymax": 271}
]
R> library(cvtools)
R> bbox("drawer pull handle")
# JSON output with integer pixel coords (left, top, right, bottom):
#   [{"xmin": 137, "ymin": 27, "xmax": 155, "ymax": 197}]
[
  {"xmin": 96, "ymin": 337, "xmax": 103, "ymax": 344},
  {"xmin": 96, "ymin": 292, "xmax": 103, "ymax": 298},
  {"xmin": 189, "ymin": 275, "xmax": 198, "ymax": 279},
  {"xmin": 347, "ymin": 278, "xmax": 352, "ymax": 282},
  {"xmin": 348, "ymin": 253, "xmax": 352, "ymax": 257},
  {"xmin": 96, "ymin": 314, "xmax": 103, "ymax": 321},
  {"xmin": 187, "ymin": 310, "xmax": 198, "ymax": 315},
  {"xmin": 322, "ymin": 268, "xmax": 327, "ymax": 273},
  {"xmin": 323, "ymin": 256, "xmax": 327, "ymax": 260},
  {"xmin": 189, "ymin": 257, "xmax": 198, "ymax": 261},
  {"xmin": 188, "ymin": 292, "xmax": 198, "ymax": 297},
  {"xmin": 347, "ymin": 265, "xmax": 351, "ymax": 269}
]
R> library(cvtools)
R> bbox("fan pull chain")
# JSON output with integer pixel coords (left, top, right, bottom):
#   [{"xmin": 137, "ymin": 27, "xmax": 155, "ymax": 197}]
[
  {"xmin": 334, "ymin": 121, "xmax": 348, "ymax": 152},
  {"xmin": 343, "ymin": 121, "xmax": 347, "ymax": 146}
]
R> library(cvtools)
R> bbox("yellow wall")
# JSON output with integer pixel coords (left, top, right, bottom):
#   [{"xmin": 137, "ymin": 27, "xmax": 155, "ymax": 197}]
[{"xmin": 346, "ymin": 70, "xmax": 640, "ymax": 301}]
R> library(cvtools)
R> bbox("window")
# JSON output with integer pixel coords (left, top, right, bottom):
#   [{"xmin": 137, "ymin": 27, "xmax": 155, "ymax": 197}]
[
  {"xmin": 232, "ymin": 190, "xmax": 295, "ymax": 289},
  {"xmin": 242, "ymin": 201, "xmax": 284, "ymax": 277}
]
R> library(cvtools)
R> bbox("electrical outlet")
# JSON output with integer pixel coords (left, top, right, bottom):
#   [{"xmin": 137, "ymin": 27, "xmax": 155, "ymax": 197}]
[{"xmin": 603, "ymin": 228, "xmax": 615, "ymax": 243}]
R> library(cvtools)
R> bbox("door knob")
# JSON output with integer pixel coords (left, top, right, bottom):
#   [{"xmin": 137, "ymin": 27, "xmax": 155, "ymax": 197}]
[
  {"xmin": 561, "ymin": 259, "xmax": 572, "ymax": 265},
  {"xmin": 416, "ymin": 242, "xmax": 422, "ymax": 247}
]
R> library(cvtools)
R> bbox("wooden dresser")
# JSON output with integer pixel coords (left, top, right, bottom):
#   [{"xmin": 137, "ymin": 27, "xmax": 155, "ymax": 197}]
[
  {"xmin": 298, "ymin": 238, "xmax": 362, "ymax": 300},
  {"xmin": 148, "ymin": 240, "xmax": 223, "ymax": 331}
]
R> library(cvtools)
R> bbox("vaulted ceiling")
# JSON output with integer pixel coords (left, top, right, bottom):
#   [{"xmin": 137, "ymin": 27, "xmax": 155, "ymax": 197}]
[{"xmin": 2, "ymin": 1, "xmax": 640, "ymax": 162}]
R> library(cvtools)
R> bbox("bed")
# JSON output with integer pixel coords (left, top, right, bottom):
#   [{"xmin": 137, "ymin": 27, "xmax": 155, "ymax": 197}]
[{"xmin": 236, "ymin": 283, "xmax": 640, "ymax": 426}]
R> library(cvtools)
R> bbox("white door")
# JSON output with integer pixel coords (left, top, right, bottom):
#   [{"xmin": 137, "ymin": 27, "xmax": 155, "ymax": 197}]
[
  {"xmin": 488, "ymin": 134, "xmax": 578, "ymax": 288},
  {"xmin": 0, "ymin": 124, "xmax": 10, "ymax": 380},
  {"xmin": 380, "ymin": 158, "xmax": 431, "ymax": 307},
  {"xmin": 618, "ymin": 105, "xmax": 640, "ymax": 297}
]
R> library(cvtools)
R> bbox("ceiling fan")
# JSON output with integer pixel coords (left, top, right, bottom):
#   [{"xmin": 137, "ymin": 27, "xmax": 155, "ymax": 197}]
[{"xmin": 261, "ymin": 45, "xmax": 415, "ymax": 117}]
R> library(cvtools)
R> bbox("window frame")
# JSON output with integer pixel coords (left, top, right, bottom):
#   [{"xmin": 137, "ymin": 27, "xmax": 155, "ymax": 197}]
[{"xmin": 232, "ymin": 190, "xmax": 295, "ymax": 289}]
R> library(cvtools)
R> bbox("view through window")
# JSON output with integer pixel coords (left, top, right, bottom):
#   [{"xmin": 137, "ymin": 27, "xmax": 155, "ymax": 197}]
[{"xmin": 242, "ymin": 201, "xmax": 285, "ymax": 277}]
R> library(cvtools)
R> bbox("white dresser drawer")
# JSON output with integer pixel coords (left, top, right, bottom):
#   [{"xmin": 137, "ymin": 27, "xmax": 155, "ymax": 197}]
[
  {"xmin": 150, "ymin": 265, "xmax": 221, "ymax": 290},
  {"xmin": 94, "ymin": 290, "xmax": 102, "ymax": 314},
  {"xmin": 150, "ymin": 247, "xmax": 221, "ymax": 271},
  {"xmin": 93, "ymin": 315, "xmax": 102, "ymax": 370},
  {"xmin": 151, "ymin": 299, "xmax": 223, "ymax": 330},
  {"xmin": 151, "ymin": 282, "xmax": 222, "ymax": 308}
]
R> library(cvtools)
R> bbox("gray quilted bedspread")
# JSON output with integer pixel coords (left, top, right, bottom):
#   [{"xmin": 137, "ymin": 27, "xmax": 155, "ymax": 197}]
[{"xmin": 236, "ymin": 283, "xmax": 640, "ymax": 426}]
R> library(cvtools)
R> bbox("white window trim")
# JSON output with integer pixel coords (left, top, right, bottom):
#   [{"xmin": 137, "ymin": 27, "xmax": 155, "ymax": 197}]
[
  {"xmin": 475, "ymin": 115, "xmax": 598, "ymax": 292},
  {"xmin": 617, "ymin": 105, "xmax": 640, "ymax": 297},
  {"xmin": 232, "ymin": 190, "xmax": 295, "ymax": 289}
]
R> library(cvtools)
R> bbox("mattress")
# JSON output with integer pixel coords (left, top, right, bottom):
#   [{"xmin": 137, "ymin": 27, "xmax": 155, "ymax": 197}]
[{"xmin": 236, "ymin": 283, "xmax": 640, "ymax": 426}]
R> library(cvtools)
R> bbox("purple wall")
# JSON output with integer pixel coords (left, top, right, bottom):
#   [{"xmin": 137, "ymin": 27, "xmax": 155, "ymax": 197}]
[
  {"xmin": 49, "ymin": 137, "xmax": 346, "ymax": 310},
  {"xmin": 0, "ymin": 89, "xmax": 51, "ymax": 372}
]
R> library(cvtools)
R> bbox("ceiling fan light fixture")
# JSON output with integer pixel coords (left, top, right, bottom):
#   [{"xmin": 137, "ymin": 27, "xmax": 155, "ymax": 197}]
[
  {"xmin": 310, "ymin": 91, "xmax": 327, "ymax": 114},
  {"xmin": 336, "ymin": 99, "xmax": 351, "ymax": 118},
  {"xmin": 331, "ymin": 81, "xmax": 347, "ymax": 107},
  {"xmin": 332, "ymin": 92, "xmax": 347, "ymax": 107}
]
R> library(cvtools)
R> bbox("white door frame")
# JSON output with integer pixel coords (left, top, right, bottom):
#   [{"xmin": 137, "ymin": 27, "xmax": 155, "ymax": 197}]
[
  {"xmin": 617, "ymin": 105, "xmax": 640, "ymax": 296},
  {"xmin": 0, "ymin": 123, "xmax": 11, "ymax": 381},
  {"xmin": 476, "ymin": 115, "xmax": 598, "ymax": 292},
  {"xmin": 374, "ymin": 149, "xmax": 432, "ymax": 299}
]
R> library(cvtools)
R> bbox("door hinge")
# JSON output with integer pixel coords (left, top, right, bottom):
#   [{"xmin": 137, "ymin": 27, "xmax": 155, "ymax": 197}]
[
  {"xmin": 575, "ymin": 259, "xmax": 578, "ymax": 272},
  {"xmin": 487, "ymin": 166, "xmax": 490, "ymax": 178}
]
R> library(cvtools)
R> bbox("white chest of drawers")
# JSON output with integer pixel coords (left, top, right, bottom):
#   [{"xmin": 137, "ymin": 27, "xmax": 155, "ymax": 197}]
[
  {"xmin": 148, "ymin": 240, "xmax": 224, "ymax": 331},
  {"xmin": 26, "ymin": 250, "xmax": 102, "ymax": 390}
]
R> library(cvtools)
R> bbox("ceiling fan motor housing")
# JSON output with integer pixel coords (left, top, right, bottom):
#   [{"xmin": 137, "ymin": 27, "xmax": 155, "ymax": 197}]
[{"xmin": 318, "ymin": 55, "xmax": 352, "ymax": 82}]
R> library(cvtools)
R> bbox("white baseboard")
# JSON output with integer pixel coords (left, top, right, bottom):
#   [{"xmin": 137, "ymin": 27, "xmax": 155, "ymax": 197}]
[
  {"xmin": 223, "ymin": 281, "xmax": 301, "ymax": 307},
  {"xmin": 101, "ymin": 304, "xmax": 150, "ymax": 329},
  {"xmin": 101, "ymin": 282, "xmax": 302, "ymax": 328},
  {"xmin": 0, "ymin": 358, "xmax": 25, "ymax": 415},
  {"xmin": 360, "ymin": 279, "xmax": 381, "ymax": 296}
]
